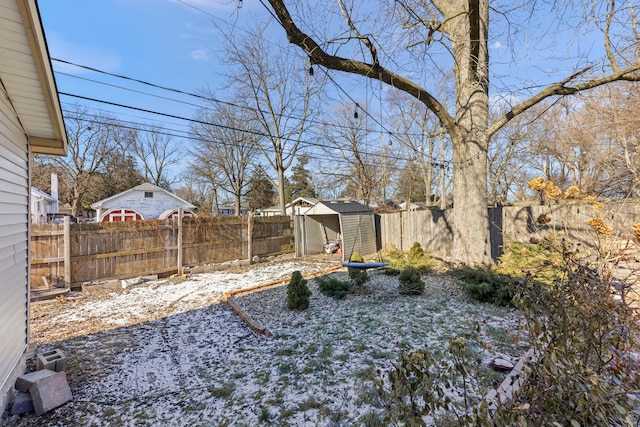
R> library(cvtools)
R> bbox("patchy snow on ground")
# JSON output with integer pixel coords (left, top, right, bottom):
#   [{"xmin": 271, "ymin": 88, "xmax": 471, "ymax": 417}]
[{"xmin": 3, "ymin": 259, "xmax": 521, "ymax": 426}]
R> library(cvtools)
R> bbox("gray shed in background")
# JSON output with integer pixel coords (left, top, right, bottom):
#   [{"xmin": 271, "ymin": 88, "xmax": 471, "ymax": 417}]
[{"xmin": 294, "ymin": 200, "xmax": 377, "ymax": 261}]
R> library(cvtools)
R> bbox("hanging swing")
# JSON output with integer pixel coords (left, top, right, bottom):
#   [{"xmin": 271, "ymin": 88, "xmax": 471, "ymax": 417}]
[
  {"xmin": 341, "ymin": 261, "xmax": 389, "ymax": 270},
  {"xmin": 341, "ymin": 72, "xmax": 389, "ymax": 271}
]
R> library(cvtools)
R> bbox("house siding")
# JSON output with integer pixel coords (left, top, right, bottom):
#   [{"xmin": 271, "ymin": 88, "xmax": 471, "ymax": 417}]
[
  {"xmin": 0, "ymin": 89, "xmax": 30, "ymax": 411},
  {"xmin": 96, "ymin": 187, "xmax": 194, "ymax": 220}
]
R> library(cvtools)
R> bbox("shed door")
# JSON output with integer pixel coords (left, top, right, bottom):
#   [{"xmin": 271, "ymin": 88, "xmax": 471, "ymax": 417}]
[{"xmin": 341, "ymin": 213, "xmax": 376, "ymax": 261}]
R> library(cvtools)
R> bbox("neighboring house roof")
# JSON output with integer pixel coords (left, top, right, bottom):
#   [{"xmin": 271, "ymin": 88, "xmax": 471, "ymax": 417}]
[
  {"xmin": 256, "ymin": 205, "xmax": 281, "ymax": 213},
  {"xmin": 0, "ymin": 0, "xmax": 67, "ymax": 156},
  {"xmin": 31, "ymin": 186, "xmax": 56, "ymax": 202},
  {"xmin": 91, "ymin": 183, "xmax": 195, "ymax": 210},
  {"xmin": 398, "ymin": 201, "xmax": 422, "ymax": 210},
  {"xmin": 286, "ymin": 197, "xmax": 319, "ymax": 208}
]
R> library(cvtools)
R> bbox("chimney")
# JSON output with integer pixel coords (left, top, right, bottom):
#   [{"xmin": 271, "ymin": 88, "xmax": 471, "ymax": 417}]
[{"xmin": 51, "ymin": 173, "xmax": 59, "ymax": 213}]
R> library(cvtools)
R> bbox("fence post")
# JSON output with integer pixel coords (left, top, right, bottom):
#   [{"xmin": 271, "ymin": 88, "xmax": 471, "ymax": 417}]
[
  {"xmin": 64, "ymin": 215, "xmax": 71, "ymax": 288},
  {"xmin": 177, "ymin": 208, "xmax": 183, "ymax": 275},
  {"xmin": 247, "ymin": 214, "xmax": 253, "ymax": 262}
]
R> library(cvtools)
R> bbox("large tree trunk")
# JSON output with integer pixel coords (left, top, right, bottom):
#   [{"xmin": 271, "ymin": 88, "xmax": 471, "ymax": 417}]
[
  {"xmin": 446, "ymin": 0, "xmax": 492, "ymax": 264},
  {"xmin": 451, "ymin": 131, "xmax": 491, "ymax": 263}
]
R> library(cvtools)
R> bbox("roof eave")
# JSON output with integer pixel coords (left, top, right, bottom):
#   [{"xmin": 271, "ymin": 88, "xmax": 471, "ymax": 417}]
[{"xmin": 17, "ymin": 0, "xmax": 67, "ymax": 156}]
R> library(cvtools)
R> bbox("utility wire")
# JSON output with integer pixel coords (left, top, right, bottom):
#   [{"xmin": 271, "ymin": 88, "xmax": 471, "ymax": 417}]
[{"xmin": 60, "ymin": 98, "xmax": 443, "ymax": 172}]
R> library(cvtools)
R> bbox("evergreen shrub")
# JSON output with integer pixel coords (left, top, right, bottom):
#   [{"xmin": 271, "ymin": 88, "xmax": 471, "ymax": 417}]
[
  {"xmin": 316, "ymin": 276, "xmax": 351, "ymax": 300},
  {"xmin": 398, "ymin": 266, "xmax": 425, "ymax": 295},
  {"xmin": 286, "ymin": 270, "xmax": 311, "ymax": 310}
]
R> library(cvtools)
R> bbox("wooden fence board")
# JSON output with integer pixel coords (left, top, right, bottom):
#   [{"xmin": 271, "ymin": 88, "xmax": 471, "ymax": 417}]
[
  {"xmin": 30, "ymin": 216, "xmax": 294, "ymax": 290},
  {"xmin": 379, "ymin": 200, "xmax": 639, "ymax": 261}
]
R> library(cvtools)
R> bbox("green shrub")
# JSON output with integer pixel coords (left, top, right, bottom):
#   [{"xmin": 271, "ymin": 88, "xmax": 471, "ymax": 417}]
[
  {"xmin": 407, "ymin": 242, "xmax": 425, "ymax": 262},
  {"xmin": 495, "ymin": 239, "xmax": 566, "ymax": 285},
  {"xmin": 286, "ymin": 270, "xmax": 311, "ymax": 310},
  {"xmin": 350, "ymin": 251, "xmax": 364, "ymax": 262},
  {"xmin": 379, "ymin": 247, "xmax": 640, "ymax": 426},
  {"xmin": 383, "ymin": 243, "xmax": 433, "ymax": 274},
  {"xmin": 316, "ymin": 276, "xmax": 351, "ymax": 300},
  {"xmin": 488, "ymin": 253, "xmax": 640, "ymax": 426},
  {"xmin": 451, "ymin": 265, "xmax": 516, "ymax": 306},
  {"xmin": 348, "ymin": 251, "xmax": 370, "ymax": 286},
  {"xmin": 398, "ymin": 266, "xmax": 425, "ymax": 295},
  {"xmin": 376, "ymin": 333, "xmax": 482, "ymax": 425}
]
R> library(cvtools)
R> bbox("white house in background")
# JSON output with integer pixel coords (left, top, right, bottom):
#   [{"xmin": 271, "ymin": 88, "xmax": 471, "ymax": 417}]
[
  {"xmin": 253, "ymin": 205, "xmax": 282, "ymax": 217},
  {"xmin": 254, "ymin": 197, "xmax": 319, "ymax": 217},
  {"xmin": 287, "ymin": 197, "xmax": 319, "ymax": 216},
  {"xmin": 91, "ymin": 183, "xmax": 197, "ymax": 222},
  {"xmin": 30, "ymin": 173, "xmax": 59, "ymax": 223},
  {"xmin": 398, "ymin": 201, "xmax": 421, "ymax": 211},
  {"xmin": 30, "ymin": 186, "xmax": 57, "ymax": 223},
  {"xmin": 0, "ymin": 0, "xmax": 68, "ymax": 413},
  {"xmin": 214, "ymin": 201, "xmax": 248, "ymax": 217}
]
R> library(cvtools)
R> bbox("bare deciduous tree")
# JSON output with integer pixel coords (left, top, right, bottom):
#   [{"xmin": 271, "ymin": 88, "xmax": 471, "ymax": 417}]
[
  {"xmin": 134, "ymin": 126, "xmax": 180, "ymax": 190},
  {"xmin": 221, "ymin": 25, "xmax": 321, "ymax": 215},
  {"xmin": 39, "ymin": 104, "xmax": 129, "ymax": 216},
  {"xmin": 190, "ymin": 102, "xmax": 258, "ymax": 217},
  {"xmin": 388, "ymin": 91, "xmax": 444, "ymax": 206},
  {"xmin": 324, "ymin": 104, "xmax": 383, "ymax": 206},
  {"xmin": 265, "ymin": 0, "xmax": 640, "ymax": 264}
]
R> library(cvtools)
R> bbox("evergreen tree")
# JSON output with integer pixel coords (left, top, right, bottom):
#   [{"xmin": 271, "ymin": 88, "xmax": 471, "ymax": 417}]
[
  {"xmin": 245, "ymin": 170, "xmax": 276, "ymax": 211},
  {"xmin": 288, "ymin": 155, "xmax": 316, "ymax": 201}
]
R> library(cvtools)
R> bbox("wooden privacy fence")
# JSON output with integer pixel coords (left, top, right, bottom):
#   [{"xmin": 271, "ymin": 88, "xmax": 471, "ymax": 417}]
[
  {"xmin": 379, "ymin": 199, "xmax": 640, "ymax": 261},
  {"xmin": 30, "ymin": 215, "xmax": 293, "ymax": 290}
]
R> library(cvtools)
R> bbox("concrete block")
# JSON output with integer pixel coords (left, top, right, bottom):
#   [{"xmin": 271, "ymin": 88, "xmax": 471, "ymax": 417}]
[
  {"xmin": 15, "ymin": 369, "xmax": 56, "ymax": 393},
  {"xmin": 29, "ymin": 371, "xmax": 73, "ymax": 415},
  {"xmin": 10, "ymin": 391, "xmax": 33, "ymax": 415},
  {"xmin": 36, "ymin": 349, "xmax": 67, "ymax": 372}
]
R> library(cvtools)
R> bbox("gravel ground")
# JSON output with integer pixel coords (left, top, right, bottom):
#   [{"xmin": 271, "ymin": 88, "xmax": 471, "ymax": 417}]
[{"xmin": 2, "ymin": 259, "xmax": 521, "ymax": 426}]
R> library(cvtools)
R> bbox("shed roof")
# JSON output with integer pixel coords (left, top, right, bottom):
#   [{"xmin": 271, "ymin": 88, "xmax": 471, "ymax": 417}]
[
  {"xmin": 286, "ymin": 197, "xmax": 319, "ymax": 208},
  {"xmin": 0, "ymin": 0, "xmax": 67, "ymax": 155},
  {"xmin": 306, "ymin": 200, "xmax": 371, "ymax": 215}
]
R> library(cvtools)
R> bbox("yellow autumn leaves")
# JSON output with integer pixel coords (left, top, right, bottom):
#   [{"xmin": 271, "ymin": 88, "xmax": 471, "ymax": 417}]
[{"xmin": 527, "ymin": 177, "xmax": 638, "ymax": 238}]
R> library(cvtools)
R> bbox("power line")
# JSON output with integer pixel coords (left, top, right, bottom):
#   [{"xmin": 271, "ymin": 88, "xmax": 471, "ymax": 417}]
[
  {"xmin": 53, "ymin": 58, "xmax": 393, "ymax": 137},
  {"xmin": 52, "ymin": 57, "xmax": 453, "ymax": 168}
]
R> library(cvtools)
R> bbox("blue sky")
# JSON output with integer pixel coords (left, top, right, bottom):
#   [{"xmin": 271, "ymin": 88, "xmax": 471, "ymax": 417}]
[
  {"xmin": 38, "ymin": 0, "xmax": 275, "ymax": 175},
  {"xmin": 36, "ymin": 1, "xmax": 617, "ymax": 192}
]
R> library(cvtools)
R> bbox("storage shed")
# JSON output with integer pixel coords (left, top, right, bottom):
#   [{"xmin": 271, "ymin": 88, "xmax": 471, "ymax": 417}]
[{"xmin": 294, "ymin": 200, "xmax": 377, "ymax": 262}]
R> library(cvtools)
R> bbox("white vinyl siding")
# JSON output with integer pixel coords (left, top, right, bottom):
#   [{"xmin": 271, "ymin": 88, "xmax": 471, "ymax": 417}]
[{"xmin": 0, "ymin": 87, "xmax": 29, "ymax": 398}]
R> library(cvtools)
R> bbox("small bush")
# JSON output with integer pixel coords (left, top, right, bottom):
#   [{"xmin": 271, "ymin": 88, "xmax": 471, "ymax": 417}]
[
  {"xmin": 398, "ymin": 266, "xmax": 425, "ymax": 295},
  {"xmin": 383, "ymin": 243, "xmax": 433, "ymax": 274},
  {"xmin": 407, "ymin": 242, "xmax": 425, "ymax": 262},
  {"xmin": 350, "ymin": 251, "xmax": 364, "ymax": 263},
  {"xmin": 495, "ymin": 239, "xmax": 566, "ymax": 285},
  {"xmin": 286, "ymin": 271, "xmax": 311, "ymax": 310},
  {"xmin": 348, "ymin": 251, "xmax": 370, "ymax": 286},
  {"xmin": 451, "ymin": 265, "xmax": 516, "ymax": 306},
  {"xmin": 316, "ymin": 276, "xmax": 351, "ymax": 300}
]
